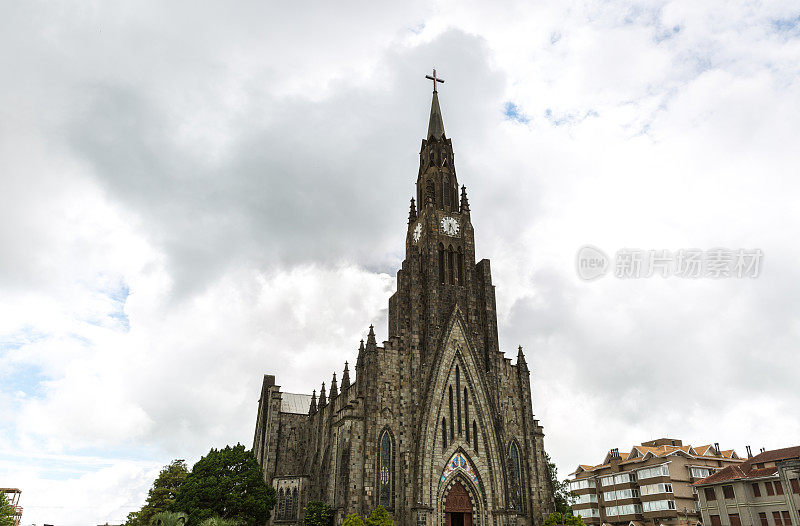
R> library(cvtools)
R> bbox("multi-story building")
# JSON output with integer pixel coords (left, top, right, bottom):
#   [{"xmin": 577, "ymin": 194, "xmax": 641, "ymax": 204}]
[
  {"xmin": 694, "ymin": 446, "xmax": 800, "ymax": 526},
  {"xmin": 569, "ymin": 439, "xmax": 743, "ymax": 526}
]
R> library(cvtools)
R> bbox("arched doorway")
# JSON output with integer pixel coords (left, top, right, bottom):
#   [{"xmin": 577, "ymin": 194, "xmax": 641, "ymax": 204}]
[{"xmin": 445, "ymin": 481, "xmax": 473, "ymax": 526}]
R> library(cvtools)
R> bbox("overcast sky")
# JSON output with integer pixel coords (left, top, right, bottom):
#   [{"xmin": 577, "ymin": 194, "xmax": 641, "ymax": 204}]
[{"xmin": 1, "ymin": 1, "xmax": 799, "ymax": 524}]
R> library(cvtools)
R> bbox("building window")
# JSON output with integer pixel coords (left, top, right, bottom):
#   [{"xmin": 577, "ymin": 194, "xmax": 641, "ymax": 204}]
[
  {"xmin": 448, "ymin": 246, "xmax": 455, "ymax": 285},
  {"xmin": 569, "ymin": 479, "xmax": 597, "ymax": 491},
  {"xmin": 758, "ymin": 513, "xmax": 768, "ymax": 526},
  {"xmin": 448, "ymin": 387, "xmax": 454, "ymax": 441},
  {"xmin": 277, "ymin": 488, "xmax": 285, "ymax": 520},
  {"xmin": 455, "ymin": 366, "xmax": 461, "ymax": 435},
  {"xmin": 729, "ymin": 513, "xmax": 741, "ymax": 526},
  {"xmin": 464, "ymin": 388, "xmax": 470, "ymax": 444},
  {"xmin": 766, "ymin": 482, "xmax": 775, "ymax": 496},
  {"xmin": 443, "ymin": 178, "xmax": 450, "ymax": 208},
  {"xmin": 442, "ymin": 418, "xmax": 447, "ymax": 452},
  {"xmin": 509, "ymin": 441, "xmax": 523, "ymax": 511},
  {"xmin": 438, "ymin": 244, "xmax": 445, "ymax": 285},
  {"xmin": 473, "ymin": 420, "xmax": 478, "ymax": 454},
  {"xmin": 378, "ymin": 430, "xmax": 393, "ymax": 509},
  {"xmin": 722, "ymin": 485, "xmax": 735, "ymax": 499},
  {"xmin": 640, "ymin": 483, "xmax": 672, "ymax": 496},
  {"xmin": 576, "ymin": 493, "xmax": 598, "ymax": 504},
  {"xmin": 752, "ymin": 482, "xmax": 761, "ymax": 497},
  {"xmin": 638, "ymin": 464, "xmax": 669, "ymax": 480},
  {"xmin": 774, "ymin": 481, "xmax": 785, "ymax": 495},
  {"xmin": 772, "ymin": 512, "xmax": 783, "ymax": 526},
  {"xmin": 601, "ymin": 475, "xmax": 615, "ymax": 487},
  {"xmin": 291, "ymin": 488, "xmax": 298, "ymax": 520},
  {"xmin": 791, "ymin": 478, "xmax": 800, "ymax": 494},
  {"xmin": 692, "ymin": 467, "xmax": 714, "ymax": 478},
  {"xmin": 781, "ymin": 512, "xmax": 791, "ymax": 526},
  {"xmin": 704, "ymin": 487, "xmax": 717, "ymax": 501},
  {"xmin": 457, "ymin": 248, "xmax": 464, "ymax": 284},
  {"xmin": 642, "ymin": 500, "xmax": 675, "ymax": 512}
]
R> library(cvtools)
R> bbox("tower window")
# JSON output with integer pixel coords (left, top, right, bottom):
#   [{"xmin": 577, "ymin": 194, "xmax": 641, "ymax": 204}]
[
  {"xmin": 457, "ymin": 247, "xmax": 464, "ymax": 285},
  {"xmin": 442, "ymin": 418, "xmax": 447, "ymax": 452},
  {"xmin": 448, "ymin": 246, "xmax": 455, "ymax": 285},
  {"xmin": 438, "ymin": 243, "xmax": 445, "ymax": 285},
  {"xmin": 473, "ymin": 420, "xmax": 479, "ymax": 454},
  {"xmin": 443, "ymin": 178, "xmax": 450, "ymax": 208}
]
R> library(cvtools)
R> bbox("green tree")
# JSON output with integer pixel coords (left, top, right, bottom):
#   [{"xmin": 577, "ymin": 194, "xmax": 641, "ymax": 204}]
[
  {"xmin": 302, "ymin": 501, "xmax": 333, "ymax": 526},
  {"xmin": 0, "ymin": 494, "xmax": 16, "ymax": 526},
  {"xmin": 546, "ymin": 453, "xmax": 575, "ymax": 515},
  {"xmin": 543, "ymin": 512, "xmax": 584, "ymax": 526},
  {"xmin": 151, "ymin": 512, "xmax": 188, "ymax": 526},
  {"xmin": 172, "ymin": 444, "xmax": 275, "ymax": 526},
  {"xmin": 342, "ymin": 513, "xmax": 365, "ymax": 526},
  {"xmin": 365, "ymin": 506, "xmax": 394, "ymax": 526},
  {"xmin": 199, "ymin": 517, "xmax": 242, "ymax": 526},
  {"xmin": 126, "ymin": 460, "xmax": 189, "ymax": 526}
]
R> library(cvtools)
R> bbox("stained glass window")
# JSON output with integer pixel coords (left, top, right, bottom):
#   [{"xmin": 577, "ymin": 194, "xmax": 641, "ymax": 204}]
[{"xmin": 379, "ymin": 430, "xmax": 393, "ymax": 509}]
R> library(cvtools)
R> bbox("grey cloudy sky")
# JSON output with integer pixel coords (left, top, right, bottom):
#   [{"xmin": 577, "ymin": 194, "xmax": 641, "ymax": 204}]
[{"xmin": 1, "ymin": 1, "xmax": 799, "ymax": 524}]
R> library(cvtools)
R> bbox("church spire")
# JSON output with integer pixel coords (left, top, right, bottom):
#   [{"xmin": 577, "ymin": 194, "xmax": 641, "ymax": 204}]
[
  {"xmin": 342, "ymin": 361, "xmax": 351, "ymax": 389},
  {"xmin": 517, "ymin": 345, "xmax": 529, "ymax": 373},
  {"xmin": 319, "ymin": 381, "xmax": 327, "ymax": 407},
  {"xmin": 356, "ymin": 339, "xmax": 365, "ymax": 368},
  {"xmin": 366, "ymin": 324, "xmax": 377, "ymax": 351},
  {"xmin": 460, "ymin": 185, "xmax": 470, "ymax": 215},
  {"xmin": 425, "ymin": 69, "xmax": 446, "ymax": 140},
  {"xmin": 408, "ymin": 198, "xmax": 417, "ymax": 224},
  {"xmin": 309, "ymin": 389, "xmax": 317, "ymax": 414},
  {"xmin": 330, "ymin": 372, "xmax": 338, "ymax": 398}
]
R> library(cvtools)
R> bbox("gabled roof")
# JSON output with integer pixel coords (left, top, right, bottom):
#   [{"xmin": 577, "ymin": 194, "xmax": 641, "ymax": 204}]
[{"xmin": 694, "ymin": 446, "xmax": 799, "ymax": 485}]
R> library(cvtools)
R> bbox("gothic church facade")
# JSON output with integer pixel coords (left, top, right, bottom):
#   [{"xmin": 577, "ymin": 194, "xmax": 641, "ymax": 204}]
[{"xmin": 253, "ymin": 78, "xmax": 555, "ymax": 526}]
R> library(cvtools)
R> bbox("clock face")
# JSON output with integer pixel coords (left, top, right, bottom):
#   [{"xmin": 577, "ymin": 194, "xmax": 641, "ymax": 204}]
[
  {"xmin": 440, "ymin": 217, "xmax": 460, "ymax": 236},
  {"xmin": 412, "ymin": 223, "xmax": 422, "ymax": 243}
]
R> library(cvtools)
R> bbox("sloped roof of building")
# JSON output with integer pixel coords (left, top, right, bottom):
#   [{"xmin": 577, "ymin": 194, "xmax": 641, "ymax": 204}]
[
  {"xmin": 280, "ymin": 392, "xmax": 313, "ymax": 414},
  {"xmin": 571, "ymin": 440, "xmax": 743, "ymax": 476},
  {"xmin": 693, "ymin": 446, "xmax": 800, "ymax": 485}
]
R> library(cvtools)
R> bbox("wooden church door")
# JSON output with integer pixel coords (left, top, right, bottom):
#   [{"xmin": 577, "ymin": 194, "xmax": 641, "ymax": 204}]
[{"xmin": 445, "ymin": 481, "xmax": 473, "ymax": 526}]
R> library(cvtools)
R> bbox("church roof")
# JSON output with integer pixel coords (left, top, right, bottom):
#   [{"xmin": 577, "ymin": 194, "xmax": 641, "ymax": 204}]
[
  {"xmin": 427, "ymin": 91, "xmax": 446, "ymax": 140},
  {"xmin": 280, "ymin": 392, "xmax": 313, "ymax": 414}
]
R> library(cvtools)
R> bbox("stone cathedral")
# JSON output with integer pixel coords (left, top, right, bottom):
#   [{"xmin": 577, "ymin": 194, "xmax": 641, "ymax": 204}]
[{"xmin": 253, "ymin": 73, "xmax": 555, "ymax": 526}]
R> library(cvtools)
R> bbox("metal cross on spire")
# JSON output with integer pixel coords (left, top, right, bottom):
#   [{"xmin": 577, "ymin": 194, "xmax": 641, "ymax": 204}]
[{"xmin": 425, "ymin": 68, "xmax": 445, "ymax": 93}]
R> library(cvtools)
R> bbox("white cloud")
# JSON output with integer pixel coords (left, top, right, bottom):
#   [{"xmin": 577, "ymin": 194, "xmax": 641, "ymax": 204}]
[{"xmin": 1, "ymin": 0, "xmax": 799, "ymax": 524}]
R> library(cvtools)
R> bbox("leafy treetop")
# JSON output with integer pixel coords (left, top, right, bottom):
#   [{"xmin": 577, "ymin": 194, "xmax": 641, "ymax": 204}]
[{"xmin": 172, "ymin": 444, "xmax": 275, "ymax": 526}]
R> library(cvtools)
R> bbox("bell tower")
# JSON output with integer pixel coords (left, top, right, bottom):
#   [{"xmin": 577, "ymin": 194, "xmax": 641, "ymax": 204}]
[{"xmin": 388, "ymin": 70, "xmax": 500, "ymax": 372}]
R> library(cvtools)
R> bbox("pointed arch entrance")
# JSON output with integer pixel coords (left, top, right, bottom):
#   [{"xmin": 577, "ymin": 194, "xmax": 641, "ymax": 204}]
[{"xmin": 445, "ymin": 481, "xmax": 473, "ymax": 526}]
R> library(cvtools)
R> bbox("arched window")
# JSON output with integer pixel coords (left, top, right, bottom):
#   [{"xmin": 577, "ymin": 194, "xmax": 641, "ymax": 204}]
[
  {"xmin": 457, "ymin": 247, "xmax": 464, "ymax": 285},
  {"xmin": 438, "ymin": 243, "xmax": 445, "ymax": 285},
  {"xmin": 464, "ymin": 388, "xmax": 470, "ymax": 444},
  {"xmin": 448, "ymin": 386, "xmax": 454, "ymax": 441},
  {"xmin": 448, "ymin": 246, "xmax": 455, "ymax": 285},
  {"xmin": 378, "ymin": 430, "xmax": 393, "ymax": 509},
  {"xmin": 286, "ymin": 487, "xmax": 294, "ymax": 520},
  {"xmin": 429, "ymin": 148, "xmax": 435, "ymax": 165},
  {"xmin": 456, "ymin": 366, "xmax": 462, "ymax": 435},
  {"xmin": 442, "ymin": 418, "xmax": 447, "ymax": 452},
  {"xmin": 443, "ymin": 178, "xmax": 450, "ymax": 208},
  {"xmin": 291, "ymin": 487, "xmax": 298, "ymax": 519},
  {"xmin": 473, "ymin": 421, "xmax": 479, "ymax": 454},
  {"xmin": 509, "ymin": 442, "xmax": 523, "ymax": 511},
  {"xmin": 338, "ymin": 443, "xmax": 351, "ymax": 508},
  {"xmin": 277, "ymin": 488, "xmax": 285, "ymax": 520}
]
